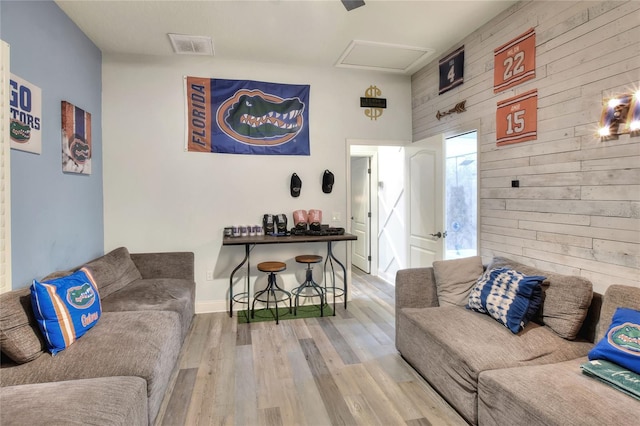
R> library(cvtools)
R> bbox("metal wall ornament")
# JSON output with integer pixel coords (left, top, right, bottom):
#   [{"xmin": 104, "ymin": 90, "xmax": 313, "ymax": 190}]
[
  {"xmin": 435, "ymin": 101, "xmax": 467, "ymax": 121},
  {"xmin": 361, "ymin": 85, "xmax": 386, "ymax": 120}
]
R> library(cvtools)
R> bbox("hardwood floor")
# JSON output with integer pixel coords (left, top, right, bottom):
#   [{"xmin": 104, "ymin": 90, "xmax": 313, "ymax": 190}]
[{"xmin": 155, "ymin": 269, "xmax": 467, "ymax": 426}]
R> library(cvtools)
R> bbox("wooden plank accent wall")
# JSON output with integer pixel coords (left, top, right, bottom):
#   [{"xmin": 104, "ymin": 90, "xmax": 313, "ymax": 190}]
[{"xmin": 411, "ymin": 0, "xmax": 640, "ymax": 293}]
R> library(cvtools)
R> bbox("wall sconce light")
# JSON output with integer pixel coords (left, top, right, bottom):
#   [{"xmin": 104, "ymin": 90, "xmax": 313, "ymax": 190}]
[
  {"xmin": 598, "ymin": 94, "xmax": 630, "ymax": 140},
  {"xmin": 598, "ymin": 89, "xmax": 640, "ymax": 141},
  {"xmin": 626, "ymin": 90, "xmax": 640, "ymax": 136}
]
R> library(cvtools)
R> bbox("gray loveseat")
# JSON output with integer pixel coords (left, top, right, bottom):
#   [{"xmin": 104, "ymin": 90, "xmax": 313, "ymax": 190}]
[
  {"xmin": 0, "ymin": 247, "xmax": 195, "ymax": 425},
  {"xmin": 396, "ymin": 256, "xmax": 639, "ymax": 425}
]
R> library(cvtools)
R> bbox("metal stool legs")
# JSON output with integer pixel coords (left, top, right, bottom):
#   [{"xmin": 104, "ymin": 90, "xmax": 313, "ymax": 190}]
[
  {"xmin": 251, "ymin": 270, "xmax": 291, "ymax": 324},
  {"xmin": 292, "ymin": 259, "xmax": 325, "ymax": 317}
]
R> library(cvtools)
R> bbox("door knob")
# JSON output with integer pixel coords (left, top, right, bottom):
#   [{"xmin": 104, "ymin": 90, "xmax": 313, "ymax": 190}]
[{"xmin": 429, "ymin": 231, "xmax": 448, "ymax": 239}]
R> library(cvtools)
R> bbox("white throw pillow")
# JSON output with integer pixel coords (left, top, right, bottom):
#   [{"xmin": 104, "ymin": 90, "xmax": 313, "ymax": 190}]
[{"xmin": 432, "ymin": 256, "xmax": 484, "ymax": 307}]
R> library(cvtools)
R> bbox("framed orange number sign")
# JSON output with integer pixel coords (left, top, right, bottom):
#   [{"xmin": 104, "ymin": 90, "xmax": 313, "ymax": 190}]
[
  {"xmin": 496, "ymin": 89, "xmax": 537, "ymax": 146},
  {"xmin": 494, "ymin": 28, "xmax": 536, "ymax": 93}
]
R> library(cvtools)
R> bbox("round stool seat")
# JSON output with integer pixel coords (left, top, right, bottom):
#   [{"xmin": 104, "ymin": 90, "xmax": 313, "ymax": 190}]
[
  {"xmin": 295, "ymin": 255, "xmax": 323, "ymax": 264},
  {"xmin": 257, "ymin": 261, "xmax": 287, "ymax": 273}
]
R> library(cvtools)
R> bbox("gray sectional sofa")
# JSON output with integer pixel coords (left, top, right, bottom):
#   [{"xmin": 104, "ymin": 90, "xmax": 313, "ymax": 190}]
[
  {"xmin": 396, "ymin": 256, "xmax": 639, "ymax": 425},
  {"xmin": 0, "ymin": 247, "xmax": 195, "ymax": 425}
]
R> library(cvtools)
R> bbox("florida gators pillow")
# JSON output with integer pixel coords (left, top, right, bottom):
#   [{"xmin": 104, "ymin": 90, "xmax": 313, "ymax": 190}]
[
  {"xmin": 31, "ymin": 267, "xmax": 102, "ymax": 355},
  {"xmin": 589, "ymin": 307, "xmax": 640, "ymax": 375}
]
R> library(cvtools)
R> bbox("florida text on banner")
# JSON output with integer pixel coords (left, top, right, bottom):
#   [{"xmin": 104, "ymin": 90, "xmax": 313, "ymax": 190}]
[
  {"xmin": 496, "ymin": 89, "xmax": 538, "ymax": 146},
  {"xmin": 494, "ymin": 28, "xmax": 536, "ymax": 93},
  {"xmin": 186, "ymin": 77, "xmax": 310, "ymax": 155}
]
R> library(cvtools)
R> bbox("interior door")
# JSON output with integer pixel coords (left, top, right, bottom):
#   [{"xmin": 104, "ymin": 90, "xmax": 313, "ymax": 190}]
[
  {"xmin": 351, "ymin": 156, "xmax": 370, "ymax": 273},
  {"xmin": 405, "ymin": 134, "xmax": 445, "ymax": 268}
]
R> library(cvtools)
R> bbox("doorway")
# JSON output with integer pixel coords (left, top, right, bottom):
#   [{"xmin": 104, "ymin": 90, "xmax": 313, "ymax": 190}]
[
  {"xmin": 351, "ymin": 155, "xmax": 371, "ymax": 273},
  {"xmin": 347, "ymin": 131, "xmax": 478, "ymax": 281}
]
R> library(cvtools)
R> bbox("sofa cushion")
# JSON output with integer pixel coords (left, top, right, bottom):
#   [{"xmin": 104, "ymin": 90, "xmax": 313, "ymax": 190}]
[
  {"xmin": 467, "ymin": 268, "xmax": 545, "ymax": 333},
  {"xmin": 0, "ymin": 288, "xmax": 45, "ymax": 364},
  {"xmin": 396, "ymin": 305, "xmax": 593, "ymax": 424},
  {"xmin": 433, "ymin": 256, "xmax": 483, "ymax": 307},
  {"xmin": 101, "ymin": 277, "xmax": 195, "ymax": 340},
  {"xmin": 589, "ymin": 307, "xmax": 640, "ymax": 375},
  {"xmin": 83, "ymin": 247, "xmax": 142, "ymax": 299},
  {"xmin": 31, "ymin": 268, "xmax": 102, "ymax": 355},
  {"xmin": 488, "ymin": 257, "xmax": 593, "ymax": 340},
  {"xmin": 0, "ymin": 310, "xmax": 182, "ymax": 424},
  {"xmin": 477, "ymin": 357, "xmax": 639, "ymax": 426},
  {"xmin": 0, "ymin": 376, "xmax": 148, "ymax": 426}
]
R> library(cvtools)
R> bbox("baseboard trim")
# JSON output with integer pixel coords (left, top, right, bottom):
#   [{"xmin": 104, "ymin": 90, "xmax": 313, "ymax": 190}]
[{"xmin": 195, "ymin": 300, "xmax": 228, "ymax": 314}]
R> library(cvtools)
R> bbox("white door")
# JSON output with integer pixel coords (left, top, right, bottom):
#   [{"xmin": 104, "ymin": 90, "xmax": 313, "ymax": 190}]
[
  {"xmin": 351, "ymin": 156, "xmax": 370, "ymax": 272},
  {"xmin": 405, "ymin": 134, "xmax": 445, "ymax": 268}
]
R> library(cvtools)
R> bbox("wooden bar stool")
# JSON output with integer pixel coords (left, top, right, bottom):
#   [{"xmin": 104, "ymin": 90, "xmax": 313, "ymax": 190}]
[
  {"xmin": 291, "ymin": 255, "xmax": 325, "ymax": 316},
  {"xmin": 252, "ymin": 261, "xmax": 291, "ymax": 324}
]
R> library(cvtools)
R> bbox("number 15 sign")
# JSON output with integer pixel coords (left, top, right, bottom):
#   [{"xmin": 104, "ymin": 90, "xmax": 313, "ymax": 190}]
[{"xmin": 496, "ymin": 89, "xmax": 537, "ymax": 146}]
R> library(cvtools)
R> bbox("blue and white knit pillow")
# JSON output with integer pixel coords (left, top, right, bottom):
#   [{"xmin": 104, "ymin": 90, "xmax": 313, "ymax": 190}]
[{"xmin": 467, "ymin": 267, "xmax": 545, "ymax": 333}]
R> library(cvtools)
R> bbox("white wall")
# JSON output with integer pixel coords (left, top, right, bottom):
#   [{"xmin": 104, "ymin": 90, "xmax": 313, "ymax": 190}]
[
  {"xmin": 102, "ymin": 54, "xmax": 411, "ymax": 311},
  {"xmin": 411, "ymin": 0, "xmax": 640, "ymax": 294}
]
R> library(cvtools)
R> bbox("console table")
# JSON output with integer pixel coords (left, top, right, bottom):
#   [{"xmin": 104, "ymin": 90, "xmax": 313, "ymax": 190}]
[{"xmin": 222, "ymin": 233, "xmax": 357, "ymax": 321}]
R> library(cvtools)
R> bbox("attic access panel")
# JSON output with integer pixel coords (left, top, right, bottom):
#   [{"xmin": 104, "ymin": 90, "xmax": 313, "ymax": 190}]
[{"xmin": 335, "ymin": 40, "xmax": 434, "ymax": 74}]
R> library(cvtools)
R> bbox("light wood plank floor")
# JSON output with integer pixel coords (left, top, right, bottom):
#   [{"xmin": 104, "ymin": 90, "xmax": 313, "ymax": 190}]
[{"xmin": 155, "ymin": 269, "xmax": 467, "ymax": 426}]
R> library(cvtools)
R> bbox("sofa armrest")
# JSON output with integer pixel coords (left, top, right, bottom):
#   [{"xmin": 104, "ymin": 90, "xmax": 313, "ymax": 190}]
[
  {"xmin": 395, "ymin": 267, "xmax": 439, "ymax": 311},
  {"xmin": 130, "ymin": 252, "xmax": 194, "ymax": 281}
]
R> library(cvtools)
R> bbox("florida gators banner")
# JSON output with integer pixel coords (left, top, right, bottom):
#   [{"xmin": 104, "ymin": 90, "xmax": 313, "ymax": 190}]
[{"xmin": 185, "ymin": 77, "xmax": 310, "ymax": 155}]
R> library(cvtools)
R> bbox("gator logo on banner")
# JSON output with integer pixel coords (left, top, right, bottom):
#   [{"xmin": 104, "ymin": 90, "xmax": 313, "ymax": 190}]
[
  {"xmin": 186, "ymin": 77, "xmax": 310, "ymax": 155},
  {"xmin": 608, "ymin": 322, "xmax": 640, "ymax": 356},
  {"xmin": 66, "ymin": 283, "xmax": 96, "ymax": 309}
]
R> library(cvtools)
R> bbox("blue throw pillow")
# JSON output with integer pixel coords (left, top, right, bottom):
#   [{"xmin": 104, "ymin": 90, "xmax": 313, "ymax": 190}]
[
  {"xmin": 467, "ymin": 267, "xmax": 545, "ymax": 334},
  {"xmin": 589, "ymin": 307, "xmax": 640, "ymax": 375},
  {"xmin": 31, "ymin": 267, "xmax": 102, "ymax": 355}
]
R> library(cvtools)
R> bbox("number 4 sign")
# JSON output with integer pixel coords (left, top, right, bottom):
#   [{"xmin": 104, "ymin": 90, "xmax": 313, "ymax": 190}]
[
  {"xmin": 494, "ymin": 28, "xmax": 535, "ymax": 93},
  {"xmin": 438, "ymin": 46, "xmax": 464, "ymax": 95},
  {"xmin": 496, "ymin": 89, "xmax": 537, "ymax": 146}
]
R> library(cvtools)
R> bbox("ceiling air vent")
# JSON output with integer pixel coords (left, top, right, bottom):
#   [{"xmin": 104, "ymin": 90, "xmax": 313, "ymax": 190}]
[{"xmin": 168, "ymin": 34, "xmax": 214, "ymax": 56}]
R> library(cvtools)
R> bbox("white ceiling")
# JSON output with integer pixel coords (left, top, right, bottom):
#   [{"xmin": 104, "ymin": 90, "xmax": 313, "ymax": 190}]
[{"xmin": 55, "ymin": 0, "xmax": 518, "ymax": 74}]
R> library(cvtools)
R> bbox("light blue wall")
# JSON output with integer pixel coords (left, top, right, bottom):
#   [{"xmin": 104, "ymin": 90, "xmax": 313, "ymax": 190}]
[{"xmin": 1, "ymin": 1, "xmax": 103, "ymax": 288}]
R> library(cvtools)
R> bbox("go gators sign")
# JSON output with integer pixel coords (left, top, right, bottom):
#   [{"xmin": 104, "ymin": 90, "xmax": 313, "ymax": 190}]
[{"xmin": 9, "ymin": 73, "xmax": 42, "ymax": 154}]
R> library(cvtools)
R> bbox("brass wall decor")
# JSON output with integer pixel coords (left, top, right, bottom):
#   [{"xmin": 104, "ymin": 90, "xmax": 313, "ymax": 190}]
[
  {"xmin": 361, "ymin": 85, "xmax": 386, "ymax": 120},
  {"xmin": 436, "ymin": 100, "xmax": 467, "ymax": 120}
]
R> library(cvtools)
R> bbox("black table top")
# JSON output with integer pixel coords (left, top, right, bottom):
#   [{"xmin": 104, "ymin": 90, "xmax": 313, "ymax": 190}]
[{"xmin": 222, "ymin": 233, "xmax": 357, "ymax": 246}]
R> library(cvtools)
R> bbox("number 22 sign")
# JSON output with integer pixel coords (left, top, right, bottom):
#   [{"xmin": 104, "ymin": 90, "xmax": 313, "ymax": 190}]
[
  {"xmin": 496, "ymin": 89, "xmax": 537, "ymax": 146},
  {"xmin": 494, "ymin": 28, "xmax": 535, "ymax": 93}
]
